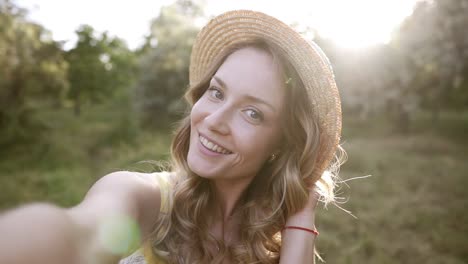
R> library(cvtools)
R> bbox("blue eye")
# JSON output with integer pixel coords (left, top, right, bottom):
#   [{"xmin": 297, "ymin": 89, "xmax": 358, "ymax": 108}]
[
  {"xmin": 207, "ymin": 87, "xmax": 223, "ymax": 100},
  {"xmin": 245, "ymin": 109, "xmax": 263, "ymax": 121}
]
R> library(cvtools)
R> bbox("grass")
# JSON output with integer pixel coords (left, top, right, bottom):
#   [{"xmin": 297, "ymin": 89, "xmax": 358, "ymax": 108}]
[
  {"xmin": 317, "ymin": 112, "xmax": 468, "ymax": 264},
  {"xmin": 0, "ymin": 103, "xmax": 466, "ymax": 263}
]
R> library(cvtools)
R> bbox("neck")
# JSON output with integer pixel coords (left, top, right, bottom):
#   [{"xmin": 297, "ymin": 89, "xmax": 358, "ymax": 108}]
[{"xmin": 211, "ymin": 177, "xmax": 251, "ymax": 221}]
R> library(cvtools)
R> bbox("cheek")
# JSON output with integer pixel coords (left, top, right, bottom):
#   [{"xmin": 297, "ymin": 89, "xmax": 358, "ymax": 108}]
[
  {"xmin": 190, "ymin": 100, "xmax": 205, "ymax": 126},
  {"xmin": 235, "ymin": 122, "xmax": 281, "ymax": 159}
]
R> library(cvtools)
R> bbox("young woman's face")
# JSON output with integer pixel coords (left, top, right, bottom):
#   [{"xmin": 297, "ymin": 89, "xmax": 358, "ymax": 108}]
[{"xmin": 187, "ymin": 47, "xmax": 286, "ymax": 182}]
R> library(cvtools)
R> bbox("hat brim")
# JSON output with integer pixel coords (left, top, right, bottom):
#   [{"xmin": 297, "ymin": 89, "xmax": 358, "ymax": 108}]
[{"xmin": 189, "ymin": 10, "xmax": 342, "ymax": 178}]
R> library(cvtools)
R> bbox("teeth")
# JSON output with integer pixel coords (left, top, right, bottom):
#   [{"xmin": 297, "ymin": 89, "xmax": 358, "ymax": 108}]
[
  {"xmin": 200, "ymin": 136, "xmax": 231, "ymax": 154},
  {"xmin": 207, "ymin": 141, "xmax": 214, "ymax": 149}
]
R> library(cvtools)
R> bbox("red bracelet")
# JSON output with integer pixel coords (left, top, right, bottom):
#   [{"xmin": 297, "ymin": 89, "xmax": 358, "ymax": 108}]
[{"xmin": 282, "ymin": 226, "xmax": 319, "ymax": 236}]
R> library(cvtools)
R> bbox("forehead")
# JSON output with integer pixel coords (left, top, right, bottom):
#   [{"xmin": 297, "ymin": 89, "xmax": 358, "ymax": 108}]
[{"xmin": 214, "ymin": 47, "xmax": 286, "ymax": 108}]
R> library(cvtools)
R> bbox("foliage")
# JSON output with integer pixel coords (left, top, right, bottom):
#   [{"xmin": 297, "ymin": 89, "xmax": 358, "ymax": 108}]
[
  {"xmin": 134, "ymin": 0, "xmax": 203, "ymax": 126},
  {"xmin": 0, "ymin": 103, "xmax": 172, "ymax": 208},
  {"xmin": 391, "ymin": 0, "xmax": 468, "ymax": 116},
  {"xmin": 310, "ymin": 0, "xmax": 468, "ymax": 130},
  {"xmin": 65, "ymin": 25, "xmax": 137, "ymax": 115},
  {"xmin": 0, "ymin": 0, "xmax": 68, "ymax": 146}
]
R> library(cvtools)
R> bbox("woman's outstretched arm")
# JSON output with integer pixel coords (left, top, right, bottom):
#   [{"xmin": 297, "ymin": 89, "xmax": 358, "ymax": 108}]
[
  {"xmin": 279, "ymin": 189, "xmax": 319, "ymax": 264},
  {"xmin": 0, "ymin": 171, "xmax": 162, "ymax": 264}
]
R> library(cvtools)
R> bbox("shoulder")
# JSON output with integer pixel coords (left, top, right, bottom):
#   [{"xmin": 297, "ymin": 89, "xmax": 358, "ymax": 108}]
[
  {"xmin": 71, "ymin": 171, "xmax": 174, "ymax": 242},
  {"xmin": 133, "ymin": 171, "xmax": 174, "ymax": 184},
  {"xmin": 92, "ymin": 170, "xmax": 173, "ymax": 208},
  {"xmin": 73, "ymin": 171, "xmax": 162, "ymax": 219},
  {"xmin": 91, "ymin": 170, "xmax": 173, "ymax": 198},
  {"xmin": 97, "ymin": 170, "xmax": 157, "ymax": 187}
]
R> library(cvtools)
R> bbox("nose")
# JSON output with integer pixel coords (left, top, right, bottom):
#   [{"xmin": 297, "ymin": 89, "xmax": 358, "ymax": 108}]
[{"xmin": 204, "ymin": 105, "xmax": 231, "ymax": 135}]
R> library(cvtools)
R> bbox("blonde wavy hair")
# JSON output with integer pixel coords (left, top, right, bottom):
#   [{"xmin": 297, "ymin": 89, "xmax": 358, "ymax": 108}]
[{"xmin": 146, "ymin": 39, "xmax": 345, "ymax": 263}]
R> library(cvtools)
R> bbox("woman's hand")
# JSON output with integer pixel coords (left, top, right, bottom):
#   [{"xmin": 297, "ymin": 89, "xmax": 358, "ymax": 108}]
[
  {"xmin": 0, "ymin": 203, "xmax": 83, "ymax": 264},
  {"xmin": 279, "ymin": 187, "xmax": 319, "ymax": 264},
  {"xmin": 284, "ymin": 186, "xmax": 319, "ymax": 228}
]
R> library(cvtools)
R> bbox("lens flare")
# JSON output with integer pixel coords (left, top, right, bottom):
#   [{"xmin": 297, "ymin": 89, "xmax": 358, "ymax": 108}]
[{"xmin": 98, "ymin": 214, "xmax": 141, "ymax": 255}]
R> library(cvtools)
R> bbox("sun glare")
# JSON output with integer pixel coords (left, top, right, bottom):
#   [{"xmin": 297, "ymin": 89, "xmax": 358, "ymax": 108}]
[
  {"xmin": 17, "ymin": 0, "xmax": 419, "ymax": 50},
  {"xmin": 300, "ymin": 0, "xmax": 418, "ymax": 49},
  {"xmin": 207, "ymin": 0, "xmax": 419, "ymax": 49}
]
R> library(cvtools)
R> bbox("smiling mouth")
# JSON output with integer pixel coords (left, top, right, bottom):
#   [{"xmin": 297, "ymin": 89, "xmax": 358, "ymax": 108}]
[{"xmin": 199, "ymin": 135, "xmax": 232, "ymax": 154}]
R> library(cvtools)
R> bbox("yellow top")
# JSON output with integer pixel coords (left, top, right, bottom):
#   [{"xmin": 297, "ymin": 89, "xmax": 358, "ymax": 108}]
[{"xmin": 154, "ymin": 171, "xmax": 172, "ymax": 214}]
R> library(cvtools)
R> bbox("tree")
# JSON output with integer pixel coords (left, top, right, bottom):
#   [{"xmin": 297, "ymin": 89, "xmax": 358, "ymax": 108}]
[
  {"xmin": 135, "ymin": 0, "xmax": 203, "ymax": 126},
  {"xmin": 393, "ymin": 0, "xmax": 468, "ymax": 120},
  {"xmin": 65, "ymin": 25, "xmax": 137, "ymax": 115},
  {"xmin": 0, "ymin": 0, "xmax": 68, "ymax": 146}
]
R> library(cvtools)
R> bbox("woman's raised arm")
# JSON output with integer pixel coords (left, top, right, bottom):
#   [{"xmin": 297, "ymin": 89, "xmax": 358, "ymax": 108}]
[
  {"xmin": 0, "ymin": 171, "xmax": 162, "ymax": 264},
  {"xmin": 279, "ymin": 189, "xmax": 319, "ymax": 264}
]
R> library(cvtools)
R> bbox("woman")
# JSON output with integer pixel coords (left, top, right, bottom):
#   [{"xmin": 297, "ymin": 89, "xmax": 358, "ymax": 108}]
[{"xmin": 0, "ymin": 10, "xmax": 343, "ymax": 264}]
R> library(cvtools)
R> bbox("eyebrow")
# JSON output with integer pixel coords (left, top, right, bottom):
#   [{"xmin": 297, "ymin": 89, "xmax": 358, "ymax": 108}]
[{"xmin": 212, "ymin": 76, "xmax": 277, "ymax": 113}]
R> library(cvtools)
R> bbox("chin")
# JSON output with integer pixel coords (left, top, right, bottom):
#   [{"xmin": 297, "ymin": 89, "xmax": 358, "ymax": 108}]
[
  {"xmin": 189, "ymin": 161, "xmax": 217, "ymax": 179},
  {"xmin": 187, "ymin": 152, "xmax": 215, "ymax": 179}
]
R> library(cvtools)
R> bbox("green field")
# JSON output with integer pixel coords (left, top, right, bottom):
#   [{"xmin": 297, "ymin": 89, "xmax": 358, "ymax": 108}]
[{"xmin": 1, "ymin": 104, "xmax": 467, "ymax": 264}]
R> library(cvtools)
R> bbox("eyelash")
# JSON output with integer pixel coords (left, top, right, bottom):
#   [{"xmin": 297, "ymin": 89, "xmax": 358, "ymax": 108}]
[
  {"xmin": 206, "ymin": 86, "xmax": 264, "ymax": 122},
  {"xmin": 244, "ymin": 109, "xmax": 264, "ymax": 122},
  {"xmin": 207, "ymin": 87, "xmax": 224, "ymax": 100}
]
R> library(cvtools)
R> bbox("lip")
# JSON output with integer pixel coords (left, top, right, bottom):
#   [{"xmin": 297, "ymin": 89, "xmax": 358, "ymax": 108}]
[{"xmin": 198, "ymin": 132, "xmax": 233, "ymax": 156}]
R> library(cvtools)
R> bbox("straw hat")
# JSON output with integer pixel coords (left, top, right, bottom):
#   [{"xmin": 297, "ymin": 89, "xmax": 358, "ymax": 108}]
[{"xmin": 189, "ymin": 10, "xmax": 342, "ymax": 179}]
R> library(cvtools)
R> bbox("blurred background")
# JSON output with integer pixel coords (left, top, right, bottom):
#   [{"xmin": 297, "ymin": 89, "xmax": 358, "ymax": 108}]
[{"xmin": 0, "ymin": 0, "xmax": 467, "ymax": 263}]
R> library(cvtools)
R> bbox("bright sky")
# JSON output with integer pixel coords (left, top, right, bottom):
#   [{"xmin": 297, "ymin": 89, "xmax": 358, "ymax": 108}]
[{"xmin": 16, "ymin": 0, "xmax": 420, "ymax": 50}]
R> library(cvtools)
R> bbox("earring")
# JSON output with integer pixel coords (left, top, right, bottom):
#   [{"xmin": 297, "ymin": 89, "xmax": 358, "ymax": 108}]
[{"xmin": 268, "ymin": 153, "xmax": 277, "ymax": 163}]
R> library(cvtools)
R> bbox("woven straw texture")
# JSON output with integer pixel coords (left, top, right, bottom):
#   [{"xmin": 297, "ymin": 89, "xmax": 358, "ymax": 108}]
[{"xmin": 189, "ymin": 10, "xmax": 342, "ymax": 179}]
